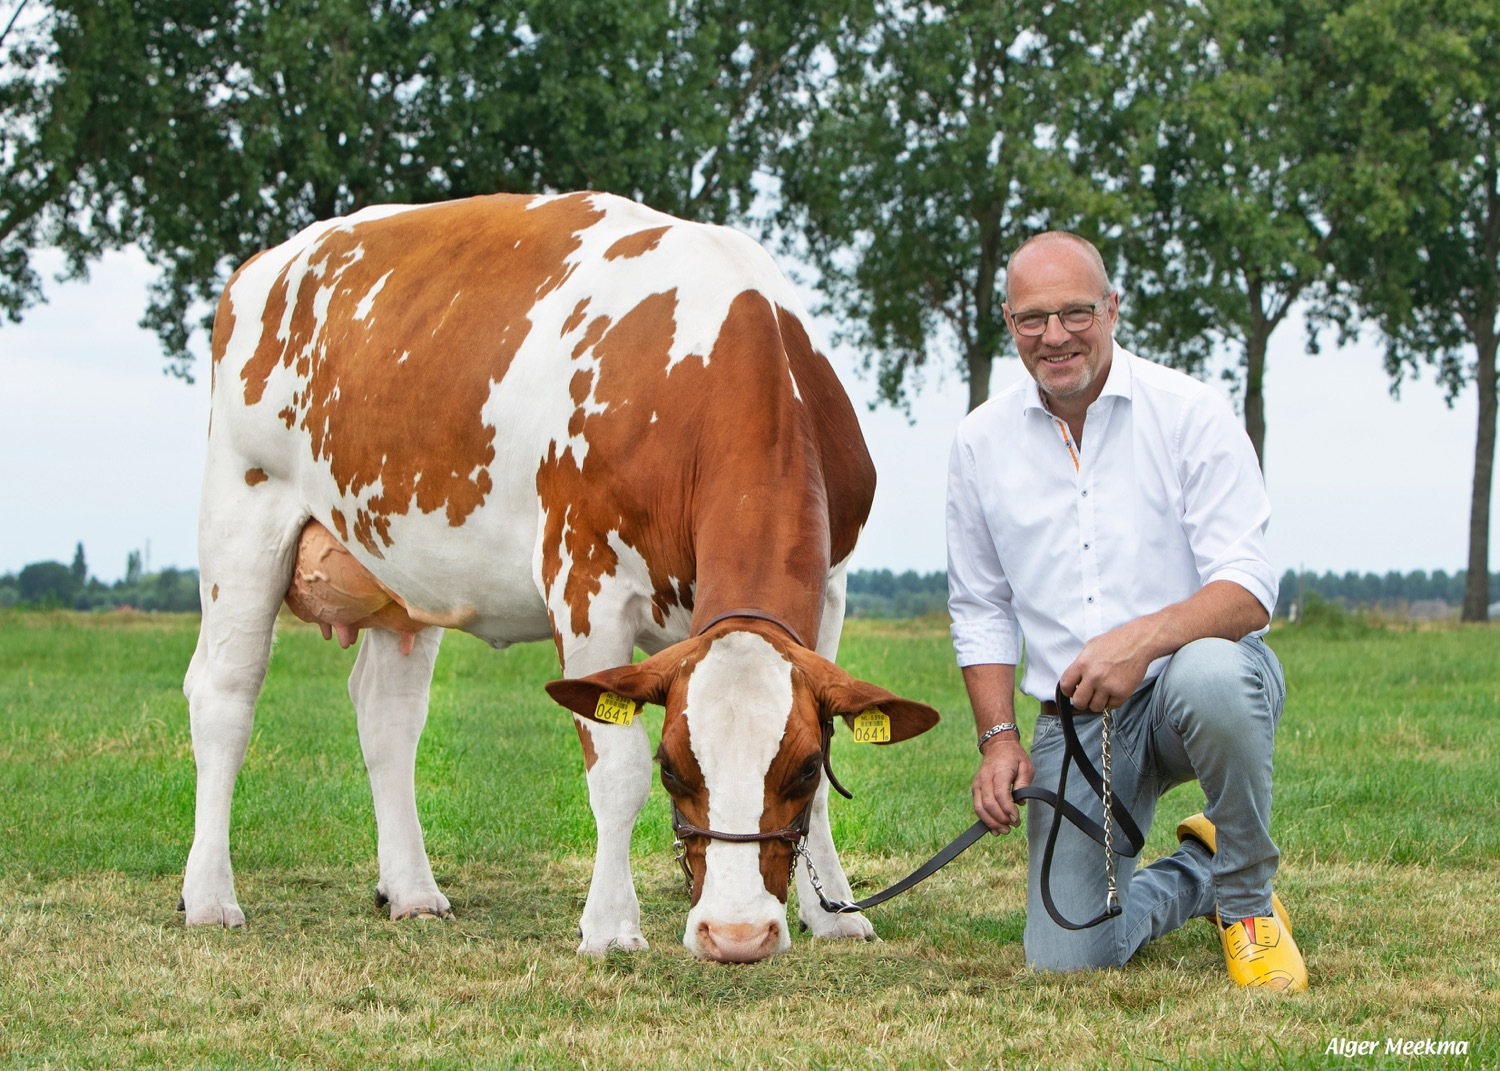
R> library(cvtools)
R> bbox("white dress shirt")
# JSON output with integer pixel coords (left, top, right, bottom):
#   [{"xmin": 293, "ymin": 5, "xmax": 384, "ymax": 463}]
[{"xmin": 946, "ymin": 345, "xmax": 1277, "ymax": 702}]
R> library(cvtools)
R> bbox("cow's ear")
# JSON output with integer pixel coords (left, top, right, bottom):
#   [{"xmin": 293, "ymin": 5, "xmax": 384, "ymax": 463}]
[
  {"xmin": 793, "ymin": 650, "xmax": 940, "ymax": 744},
  {"xmin": 544, "ymin": 654, "xmax": 676, "ymax": 724}
]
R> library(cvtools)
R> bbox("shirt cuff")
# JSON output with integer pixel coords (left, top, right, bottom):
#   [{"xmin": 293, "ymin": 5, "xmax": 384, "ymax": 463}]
[
  {"xmin": 1206, "ymin": 567, "xmax": 1278, "ymax": 618},
  {"xmin": 950, "ymin": 618, "xmax": 1023, "ymax": 667}
]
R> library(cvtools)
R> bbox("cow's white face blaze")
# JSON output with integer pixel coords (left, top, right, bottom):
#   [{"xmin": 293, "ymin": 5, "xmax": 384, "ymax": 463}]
[{"xmin": 676, "ymin": 632, "xmax": 805, "ymax": 962}]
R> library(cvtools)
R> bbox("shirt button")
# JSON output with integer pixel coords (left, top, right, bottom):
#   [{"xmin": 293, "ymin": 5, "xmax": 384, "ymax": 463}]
[
  {"xmin": 1081, "ymin": 489, "xmax": 1089, "ymax": 497},
  {"xmin": 1083, "ymin": 542, "xmax": 1091, "ymax": 550},
  {"xmin": 1086, "ymin": 596, "xmax": 1095, "ymax": 603}
]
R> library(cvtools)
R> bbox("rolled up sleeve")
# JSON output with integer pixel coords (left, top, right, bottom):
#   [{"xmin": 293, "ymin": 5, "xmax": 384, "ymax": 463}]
[
  {"xmin": 946, "ymin": 432, "xmax": 1023, "ymax": 667},
  {"xmin": 1178, "ymin": 392, "xmax": 1279, "ymax": 617}
]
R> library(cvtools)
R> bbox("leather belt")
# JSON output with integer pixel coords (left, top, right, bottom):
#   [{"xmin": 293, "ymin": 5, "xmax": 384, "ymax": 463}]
[{"xmin": 1039, "ymin": 699, "xmax": 1104, "ymax": 718}]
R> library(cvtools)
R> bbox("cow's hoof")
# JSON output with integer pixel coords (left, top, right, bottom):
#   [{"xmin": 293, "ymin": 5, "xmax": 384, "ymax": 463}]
[
  {"xmin": 378, "ymin": 884, "xmax": 451, "ymax": 921},
  {"xmin": 800, "ymin": 910, "xmax": 876, "ymax": 942},
  {"xmin": 393, "ymin": 906, "xmax": 454, "ymax": 921},
  {"xmin": 577, "ymin": 932, "xmax": 650, "ymax": 955},
  {"xmin": 183, "ymin": 901, "xmax": 247, "ymax": 928}
]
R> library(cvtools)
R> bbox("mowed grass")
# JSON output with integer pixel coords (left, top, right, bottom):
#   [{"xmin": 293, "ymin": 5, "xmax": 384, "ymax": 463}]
[{"xmin": 0, "ymin": 610, "xmax": 1496, "ymax": 1070}]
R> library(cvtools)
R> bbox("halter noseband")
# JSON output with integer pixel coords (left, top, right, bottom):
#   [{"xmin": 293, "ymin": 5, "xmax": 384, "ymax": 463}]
[{"xmin": 668, "ymin": 715, "xmax": 848, "ymax": 895}]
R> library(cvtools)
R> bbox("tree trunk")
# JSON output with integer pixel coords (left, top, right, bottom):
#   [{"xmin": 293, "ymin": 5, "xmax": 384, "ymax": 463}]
[
  {"xmin": 1461, "ymin": 324, "xmax": 1497, "ymax": 622},
  {"xmin": 966, "ymin": 350, "xmax": 992, "ymax": 413},
  {"xmin": 1244, "ymin": 329, "xmax": 1269, "ymax": 470}
]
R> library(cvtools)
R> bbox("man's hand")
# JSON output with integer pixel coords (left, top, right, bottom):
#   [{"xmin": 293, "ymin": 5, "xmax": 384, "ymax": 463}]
[
  {"xmin": 973, "ymin": 735, "xmax": 1033, "ymax": 834},
  {"xmin": 1058, "ymin": 621, "xmax": 1153, "ymax": 712}
]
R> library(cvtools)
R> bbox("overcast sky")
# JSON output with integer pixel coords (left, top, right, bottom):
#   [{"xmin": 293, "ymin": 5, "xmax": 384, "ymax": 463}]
[{"xmin": 1, "ymin": 244, "xmax": 1492, "ymax": 584}]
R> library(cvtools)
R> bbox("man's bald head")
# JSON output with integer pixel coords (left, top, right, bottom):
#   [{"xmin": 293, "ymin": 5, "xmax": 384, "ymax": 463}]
[{"xmin": 1006, "ymin": 232, "xmax": 1111, "ymax": 299}]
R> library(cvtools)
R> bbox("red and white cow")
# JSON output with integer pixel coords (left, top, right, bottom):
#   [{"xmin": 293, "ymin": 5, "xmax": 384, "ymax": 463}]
[{"xmin": 181, "ymin": 191, "xmax": 939, "ymax": 962}]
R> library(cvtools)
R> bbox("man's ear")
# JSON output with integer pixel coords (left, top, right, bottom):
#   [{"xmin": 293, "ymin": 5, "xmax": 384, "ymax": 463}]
[
  {"xmin": 544, "ymin": 649, "xmax": 678, "ymax": 723},
  {"xmin": 790, "ymin": 648, "xmax": 940, "ymax": 744}
]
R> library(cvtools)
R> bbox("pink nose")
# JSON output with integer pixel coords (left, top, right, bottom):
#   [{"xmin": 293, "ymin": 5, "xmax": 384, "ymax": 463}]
[{"xmin": 695, "ymin": 920, "xmax": 783, "ymax": 963}]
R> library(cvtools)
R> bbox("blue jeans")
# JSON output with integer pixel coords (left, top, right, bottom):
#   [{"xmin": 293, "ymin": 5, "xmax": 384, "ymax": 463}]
[{"xmin": 1022, "ymin": 636, "xmax": 1287, "ymax": 970}]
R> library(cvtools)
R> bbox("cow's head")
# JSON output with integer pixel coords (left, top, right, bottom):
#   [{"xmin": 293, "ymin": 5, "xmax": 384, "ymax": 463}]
[{"xmin": 545, "ymin": 622, "xmax": 939, "ymax": 963}]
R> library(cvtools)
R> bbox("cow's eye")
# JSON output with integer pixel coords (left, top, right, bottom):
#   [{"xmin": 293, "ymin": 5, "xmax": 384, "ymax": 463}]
[
  {"xmin": 792, "ymin": 756, "xmax": 822, "ymax": 791},
  {"xmin": 659, "ymin": 764, "xmax": 685, "ymax": 791}
]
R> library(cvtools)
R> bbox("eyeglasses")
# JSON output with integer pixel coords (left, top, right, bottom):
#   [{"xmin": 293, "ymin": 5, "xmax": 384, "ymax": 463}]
[{"xmin": 1007, "ymin": 296, "xmax": 1111, "ymax": 337}]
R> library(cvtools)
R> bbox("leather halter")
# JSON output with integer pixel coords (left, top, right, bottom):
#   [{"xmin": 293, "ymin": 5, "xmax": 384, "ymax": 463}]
[
  {"xmin": 669, "ymin": 718, "xmax": 846, "ymax": 894},
  {"xmin": 694, "ymin": 608, "xmax": 808, "ymax": 648}
]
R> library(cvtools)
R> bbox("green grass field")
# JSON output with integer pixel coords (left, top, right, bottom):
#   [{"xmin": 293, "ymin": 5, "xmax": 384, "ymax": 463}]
[{"xmin": 1, "ymin": 611, "xmax": 1496, "ymax": 1069}]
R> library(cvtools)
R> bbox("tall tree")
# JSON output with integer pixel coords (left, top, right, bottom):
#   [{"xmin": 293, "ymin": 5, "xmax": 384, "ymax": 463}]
[
  {"xmin": 1, "ymin": 0, "xmax": 839, "ymax": 378},
  {"xmin": 1323, "ymin": 0, "xmax": 1499, "ymax": 621},
  {"xmin": 1114, "ymin": 1, "xmax": 1353, "ymax": 468},
  {"xmin": 774, "ymin": 1, "xmax": 1148, "ymax": 414}
]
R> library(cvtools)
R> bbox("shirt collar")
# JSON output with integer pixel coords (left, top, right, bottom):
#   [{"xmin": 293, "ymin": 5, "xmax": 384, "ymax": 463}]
[{"xmin": 1021, "ymin": 341, "xmax": 1136, "ymax": 416}]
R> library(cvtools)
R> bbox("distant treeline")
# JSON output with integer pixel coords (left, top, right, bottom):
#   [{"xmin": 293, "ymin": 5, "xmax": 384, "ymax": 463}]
[
  {"xmin": 846, "ymin": 568, "xmax": 1500, "ymax": 620},
  {"xmin": 1, "ymin": 545, "xmax": 200, "ymax": 613},
  {"xmin": 1274, "ymin": 568, "xmax": 1499, "ymax": 618},
  {"xmin": 846, "ymin": 570, "xmax": 950, "ymax": 619},
  {"xmin": 5, "ymin": 552, "xmax": 1496, "ymax": 621}
]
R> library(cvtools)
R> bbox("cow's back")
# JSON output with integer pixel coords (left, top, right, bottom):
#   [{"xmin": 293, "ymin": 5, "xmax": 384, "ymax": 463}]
[{"xmin": 207, "ymin": 192, "xmax": 871, "ymax": 647}]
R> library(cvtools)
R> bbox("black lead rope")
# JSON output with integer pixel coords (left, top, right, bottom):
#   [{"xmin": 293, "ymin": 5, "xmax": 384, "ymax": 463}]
[
  {"xmin": 814, "ymin": 687, "xmax": 1144, "ymax": 926},
  {"xmin": 1011, "ymin": 687, "xmax": 1146, "ymax": 930}
]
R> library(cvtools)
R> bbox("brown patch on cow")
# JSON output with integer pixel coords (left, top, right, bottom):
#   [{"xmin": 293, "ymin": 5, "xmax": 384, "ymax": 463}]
[
  {"xmin": 573, "ymin": 719, "xmax": 599, "ymax": 772},
  {"xmin": 234, "ymin": 193, "xmax": 606, "ymax": 545},
  {"xmin": 211, "ymin": 584, "xmax": 220, "ymax": 602},
  {"xmin": 571, "ymin": 314, "xmax": 613, "ymax": 360},
  {"xmin": 775, "ymin": 306, "xmax": 876, "ymax": 566},
  {"xmin": 756, "ymin": 663, "xmax": 827, "ymax": 899},
  {"xmin": 331, "ymin": 508, "xmax": 349, "ymax": 543},
  {"xmin": 604, "ymin": 226, "xmax": 671, "ymax": 261},
  {"xmin": 535, "ymin": 289, "xmax": 872, "ymax": 645},
  {"xmin": 537, "ymin": 289, "xmax": 689, "ymax": 639},
  {"xmin": 561, "ymin": 298, "xmax": 591, "ymax": 336},
  {"xmin": 569, "ymin": 369, "xmax": 592, "ymax": 405},
  {"xmin": 244, "ymin": 467, "xmax": 269, "ymax": 487}
]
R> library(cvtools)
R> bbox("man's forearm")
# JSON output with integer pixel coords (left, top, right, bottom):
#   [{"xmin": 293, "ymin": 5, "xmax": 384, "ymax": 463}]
[
  {"xmin": 962, "ymin": 662, "xmax": 1019, "ymax": 743},
  {"xmin": 1124, "ymin": 579, "xmax": 1270, "ymax": 665}
]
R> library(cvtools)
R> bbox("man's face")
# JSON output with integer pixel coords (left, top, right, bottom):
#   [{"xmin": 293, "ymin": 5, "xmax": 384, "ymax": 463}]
[{"xmin": 1003, "ymin": 242, "xmax": 1118, "ymax": 411}]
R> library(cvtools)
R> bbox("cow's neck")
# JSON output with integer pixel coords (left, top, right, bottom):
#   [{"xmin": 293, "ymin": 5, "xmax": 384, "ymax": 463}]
[{"xmin": 687, "ymin": 487, "xmax": 830, "ymax": 651}]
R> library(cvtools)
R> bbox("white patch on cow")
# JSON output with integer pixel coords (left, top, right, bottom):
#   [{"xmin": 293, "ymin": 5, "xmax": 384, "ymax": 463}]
[
  {"xmin": 682, "ymin": 633, "xmax": 794, "ymax": 956},
  {"xmin": 354, "ymin": 270, "xmax": 393, "ymax": 321}
]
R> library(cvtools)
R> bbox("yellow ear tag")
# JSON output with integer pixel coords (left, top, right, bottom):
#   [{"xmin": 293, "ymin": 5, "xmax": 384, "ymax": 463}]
[
  {"xmin": 851, "ymin": 708, "xmax": 892, "ymax": 744},
  {"xmin": 594, "ymin": 691, "xmax": 639, "ymax": 726}
]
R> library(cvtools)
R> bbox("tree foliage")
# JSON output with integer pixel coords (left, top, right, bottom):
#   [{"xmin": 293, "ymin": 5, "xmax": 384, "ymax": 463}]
[
  {"xmin": 775, "ymin": 0, "xmax": 1148, "ymax": 414},
  {"xmin": 1, "ymin": 0, "xmax": 841, "ymax": 376},
  {"xmin": 1321, "ymin": 0, "xmax": 1500, "ymax": 620},
  {"xmin": 1116, "ymin": 0, "xmax": 1356, "ymax": 467}
]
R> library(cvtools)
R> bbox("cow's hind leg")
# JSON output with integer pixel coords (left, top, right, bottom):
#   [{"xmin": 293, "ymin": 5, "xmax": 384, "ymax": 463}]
[
  {"xmin": 181, "ymin": 493, "xmax": 304, "ymax": 927},
  {"xmin": 348, "ymin": 627, "xmax": 452, "ymax": 920},
  {"xmin": 797, "ymin": 562, "xmax": 877, "ymax": 941}
]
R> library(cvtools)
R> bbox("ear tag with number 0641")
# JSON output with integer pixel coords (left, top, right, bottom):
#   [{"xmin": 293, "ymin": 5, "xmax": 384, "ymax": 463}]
[
  {"xmin": 851, "ymin": 708, "xmax": 892, "ymax": 743},
  {"xmin": 594, "ymin": 691, "xmax": 639, "ymax": 726}
]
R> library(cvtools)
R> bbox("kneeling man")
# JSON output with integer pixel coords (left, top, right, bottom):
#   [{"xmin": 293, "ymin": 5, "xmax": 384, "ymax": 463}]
[{"xmin": 946, "ymin": 231, "xmax": 1305, "ymax": 992}]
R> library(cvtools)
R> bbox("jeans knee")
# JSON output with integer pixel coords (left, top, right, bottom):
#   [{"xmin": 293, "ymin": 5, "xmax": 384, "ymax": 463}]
[
  {"xmin": 1025, "ymin": 936, "xmax": 1132, "ymax": 972},
  {"xmin": 1025, "ymin": 911, "xmax": 1133, "ymax": 970},
  {"xmin": 1159, "ymin": 638, "xmax": 1271, "ymax": 738}
]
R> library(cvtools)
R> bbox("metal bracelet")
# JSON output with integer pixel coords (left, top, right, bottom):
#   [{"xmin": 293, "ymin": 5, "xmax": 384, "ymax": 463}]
[{"xmin": 976, "ymin": 722, "xmax": 1019, "ymax": 752}]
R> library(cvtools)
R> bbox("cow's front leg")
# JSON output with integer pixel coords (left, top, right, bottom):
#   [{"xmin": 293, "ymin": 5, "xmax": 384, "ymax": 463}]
[
  {"xmin": 795, "ymin": 776, "xmax": 877, "ymax": 940},
  {"xmin": 574, "ymin": 714, "xmax": 653, "ymax": 953},
  {"xmin": 349, "ymin": 627, "xmax": 451, "ymax": 920}
]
